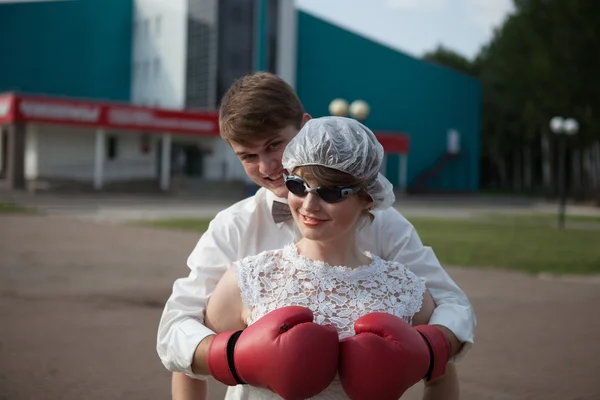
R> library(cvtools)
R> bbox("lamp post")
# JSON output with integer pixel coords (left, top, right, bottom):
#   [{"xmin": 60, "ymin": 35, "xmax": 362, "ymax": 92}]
[
  {"xmin": 328, "ymin": 98, "xmax": 349, "ymax": 117},
  {"xmin": 549, "ymin": 116, "xmax": 579, "ymax": 229},
  {"xmin": 349, "ymin": 100, "xmax": 370, "ymax": 121},
  {"xmin": 328, "ymin": 98, "xmax": 371, "ymax": 121}
]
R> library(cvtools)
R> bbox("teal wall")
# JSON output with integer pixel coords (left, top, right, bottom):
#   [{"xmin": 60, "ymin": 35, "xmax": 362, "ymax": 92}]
[
  {"xmin": 296, "ymin": 11, "xmax": 482, "ymax": 192},
  {"xmin": 0, "ymin": 0, "xmax": 133, "ymax": 102},
  {"xmin": 254, "ymin": 0, "xmax": 268, "ymax": 71}
]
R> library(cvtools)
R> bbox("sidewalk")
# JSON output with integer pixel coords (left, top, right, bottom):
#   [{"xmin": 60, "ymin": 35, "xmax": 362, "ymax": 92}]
[{"xmin": 2, "ymin": 189, "xmax": 599, "ymax": 223}]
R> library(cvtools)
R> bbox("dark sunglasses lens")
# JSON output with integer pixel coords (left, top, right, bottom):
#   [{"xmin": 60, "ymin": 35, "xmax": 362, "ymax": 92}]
[
  {"xmin": 286, "ymin": 179, "xmax": 306, "ymax": 196},
  {"xmin": 317, "ymin": 187, "xmax": 343, "ymax": 203}
]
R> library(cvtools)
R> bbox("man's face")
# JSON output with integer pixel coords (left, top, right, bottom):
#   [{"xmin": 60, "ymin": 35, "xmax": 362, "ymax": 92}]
[{"xmin": 229, "ymin": 125, "xmax": 299, "ymax": 198}]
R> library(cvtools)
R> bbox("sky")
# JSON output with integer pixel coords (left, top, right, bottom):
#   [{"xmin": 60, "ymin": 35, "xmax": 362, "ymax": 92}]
[
  {"xmin": 295, "ymin": 0, "xmax": 515, "ymax": 60},
  {"xmin": 1, "ymin": 0, "xmax": 514, "ymax": 61}
]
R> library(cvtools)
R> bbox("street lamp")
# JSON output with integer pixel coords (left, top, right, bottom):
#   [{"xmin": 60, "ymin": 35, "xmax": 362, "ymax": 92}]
[
  {"xmin": 349, "ymin": 100, "xmax": 370, "ymax": 120},
  {"xmin": 328, "ymin": 98, "xmax": 349, "ymax": 117},
  {"xmin": 549, "ymin": 116, "xmax": 579, "ymax": 229},
  {"xmin": 328, "ymin": 98, "xmax": 370, "ymax": 121}
]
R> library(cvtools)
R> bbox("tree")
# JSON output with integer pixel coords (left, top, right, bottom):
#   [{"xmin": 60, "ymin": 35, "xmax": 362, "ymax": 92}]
[
  {"xmin": 422, "ymin": 44, "xmax": 476, "ymax": 77},
  {"xmin": 421, "ymin": 0, "xmax": 600, "ymax": 198},
  {"xmin": 474, "ymin": 0, "xmax": 600, "ymax": 196}
]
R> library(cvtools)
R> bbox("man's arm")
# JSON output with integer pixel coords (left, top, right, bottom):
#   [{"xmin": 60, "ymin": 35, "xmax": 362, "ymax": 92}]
[
  {"xmin": 189, "ymin": 265, "xmax": 247, "ymax": 375},
  {"xmin": 156, "ymin": 213, "xmax": 241, "ymax": 379},
  {"xmin": 172, "ymin": 372, "xmax": 207, "ymax": 400},
  {"xmin": 374, "ymin": 208, "xmax": 476, "ymax": 359}
]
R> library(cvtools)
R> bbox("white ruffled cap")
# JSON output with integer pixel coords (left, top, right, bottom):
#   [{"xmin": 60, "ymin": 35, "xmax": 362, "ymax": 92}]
[{"xmin": 282, "ymin": 116, "xmax": 395, "ymax": 210}]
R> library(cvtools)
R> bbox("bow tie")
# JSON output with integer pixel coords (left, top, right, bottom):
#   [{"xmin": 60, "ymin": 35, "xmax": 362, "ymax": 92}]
[{"xmin": 272, "ymin": 201, "xmax": 293, "ymax": 223}]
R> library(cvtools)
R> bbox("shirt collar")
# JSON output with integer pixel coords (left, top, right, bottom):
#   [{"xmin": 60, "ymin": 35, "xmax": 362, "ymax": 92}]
[{"xmin": 265, "ymin": 189, "xmax": 290, "ymax": 226}]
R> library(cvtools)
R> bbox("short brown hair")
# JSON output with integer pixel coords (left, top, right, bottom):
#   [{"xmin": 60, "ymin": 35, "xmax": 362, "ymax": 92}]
[
  {"xmin": 294, "ymin": 165, "xmax": 375, "ymax": 223},
  {"xmin": 218, "ymin": 72, "xmax": 306, "ymax": 146}
]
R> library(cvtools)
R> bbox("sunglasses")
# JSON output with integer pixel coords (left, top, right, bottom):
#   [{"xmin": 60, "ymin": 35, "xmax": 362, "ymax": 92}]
[{"xmin": 284, "ymin": 175, "xmax": 361, "ymax": 203}]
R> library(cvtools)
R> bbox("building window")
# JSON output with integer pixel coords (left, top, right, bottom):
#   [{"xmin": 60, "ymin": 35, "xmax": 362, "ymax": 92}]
[
  {"xmin": 144, "ymin": 60, "xmax": 150, "ymax": 78},
  {"xmin": 215, "ymin": 0, "xmax": 255, "ymax": 105},
  {"xmin": 155, "ymin": 15, "xmax": 161, "ymax": 35},
  {"xmin": 154, "ymin": 57, "xmax": 160, "ymax": 75},
  {"xmin": 107, "ymin": 135, "xmax": 118, "ymax": 160},
  {"xmin": 266, "ymin": 0, "xmax": 279, "ymax": 73},
  {"xmin": 140, "ymin": 134, "xmax": 151, "ymax": 154}
]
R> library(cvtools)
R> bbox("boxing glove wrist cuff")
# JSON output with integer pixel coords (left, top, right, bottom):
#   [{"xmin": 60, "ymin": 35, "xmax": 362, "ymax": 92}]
[
  {"xmin": 206, "ymin": 330, "xmax": 247, "ymax": 386},
  {"xmin": 415, "ymin": 325, "xmax": 451, "ymax": 382}
]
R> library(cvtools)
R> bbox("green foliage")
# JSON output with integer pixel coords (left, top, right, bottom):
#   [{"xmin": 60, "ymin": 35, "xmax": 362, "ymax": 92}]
[
  {"xmin": 422, "ymin": 44, "xmax": 476, "ymax": 76},
  {"xmin": 0, "ymin": 202, "xmax": 36, "ymax": 214},
  {"xmin": 422, "ymin": 0, "xmax": 600, "ymax": 193},
  {"xmin": 137, "ymin": 215, "xmax": 600, "ymax": 275}
]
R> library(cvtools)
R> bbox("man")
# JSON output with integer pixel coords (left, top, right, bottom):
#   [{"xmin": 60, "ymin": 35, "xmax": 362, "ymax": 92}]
[{"xmin": 157, "ymin": 72, "xmax": 475, "ymax": 399}]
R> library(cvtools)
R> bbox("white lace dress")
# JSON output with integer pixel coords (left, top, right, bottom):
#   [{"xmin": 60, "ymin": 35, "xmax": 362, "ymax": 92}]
[{"xmin": 224, "ymin": 242, "xmax": 426, "ymax": 400}]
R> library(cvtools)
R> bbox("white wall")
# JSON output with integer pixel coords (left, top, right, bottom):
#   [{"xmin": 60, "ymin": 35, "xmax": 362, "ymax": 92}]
[
  {"xmin": 35, "ymin": 125, "xmax": 157, "ymax": 182},
  {"xmin": 131, "ymin": 0, "xmax": 188, "ymax": 109},
  {"xmin": 103, "ymin": 132, "xmax": 158, "ymax": 181},
  {"xmin": 24, "ymin": 125, "xmax": 39, "ymax": 180},
  {"xmin": 35, "ymin": 125, "xmax": 95, "ymax": 181},
  {"xmin": 203, "ymin": 138, "xmax": 251, "ymax": 183},
  {"xmin": 277, "ymin": 0, "xmax": 298, "ymax": 88}
]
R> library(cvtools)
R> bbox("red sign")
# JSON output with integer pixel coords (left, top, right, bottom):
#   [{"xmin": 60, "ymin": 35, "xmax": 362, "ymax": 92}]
[
  {"xmin": 0, "ymin": 93, "xmax": 16, "ymax": 125},
  {"xmin": 0, "ymin": 92, "xmax": 411, "ymax": 154},
  {"xmin": 375, "ymin": 131, "xmax": 410, "ymax": 154},
  {"xmin": 1, "ymin": 92, "xmax": 220, "ymax": 137}
]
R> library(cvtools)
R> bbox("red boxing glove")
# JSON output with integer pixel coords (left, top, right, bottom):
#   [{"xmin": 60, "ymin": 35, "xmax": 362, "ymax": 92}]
[
  {"xmin": 339, "ymin": 312, "xmax": 451, "ymax": 400},
  {"xmin": 207, "ymin": 306, "xmax": 339, "ymax": 400}
]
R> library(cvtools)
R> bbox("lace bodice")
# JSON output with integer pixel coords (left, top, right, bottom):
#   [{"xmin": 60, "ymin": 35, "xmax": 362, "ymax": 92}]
[{"xmin": 226, "ymin": 243, "xmax": 426, "ymax": 400}]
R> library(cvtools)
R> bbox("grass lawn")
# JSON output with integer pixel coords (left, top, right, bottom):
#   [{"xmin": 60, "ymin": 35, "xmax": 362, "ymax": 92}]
[
  {"xmin": 409, "ymin": 217, "xmax": 600, "ymax": 275},
  {"xmin": 135, "ymin": 215, "xmax": 600, "ymax": 276},
  {"xmin": 479, "ymin": 212, "xmax": 600, "ymax": 225},
  {"xmin": 0, "ymin": 202, "xmax": 36, "ymax": 214}
]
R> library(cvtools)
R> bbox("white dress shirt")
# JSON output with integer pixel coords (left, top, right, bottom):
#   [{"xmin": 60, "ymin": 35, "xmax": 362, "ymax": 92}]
[{"xmin": 156, "ymin": 188, "xmax": 476, "ymax": 380}]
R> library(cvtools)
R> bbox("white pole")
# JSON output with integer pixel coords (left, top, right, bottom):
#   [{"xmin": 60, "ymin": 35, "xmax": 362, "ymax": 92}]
[
  {"xmin": 380, "ymin": 153, "xmax": 387, "ymax": 177},
  {"xmin": 0, "ymin": 126, "xmax": 4, "ymax": 176},
  {"xmin": 94, "ymin": 129, "xmax": 105, "ymax": 190},
  {"xmin": 24, "ymin": 124, "xmax": 38, "ymax": 184},
  {"xmin": 276, "ymin": 0, "xmax": 297, "ymax": 88},
  {"xmin": 160, "ymin": 133, "xmax": 172, "ymax": 191},
  {"xmin": 399, "ymin": 154, "xmax": 408, "ymax": 192}
]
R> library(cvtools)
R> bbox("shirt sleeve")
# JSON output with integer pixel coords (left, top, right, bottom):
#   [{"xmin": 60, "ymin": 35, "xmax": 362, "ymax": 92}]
[
  {"xmin": 156, "ymin": 211, "xmax": 242, "ymax": 379},
  {"xmin": 375, "ymin": 208, "xmax": 477, "ymax": 361}
]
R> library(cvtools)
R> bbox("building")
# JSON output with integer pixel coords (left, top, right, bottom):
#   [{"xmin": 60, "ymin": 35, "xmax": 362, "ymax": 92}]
[
  {"xmin": 296, "ymin": 12, "xmax": 481, "ymax": 193},
  {"xmin": 0, "ymin": 92, "xmax": 219, "ymax": 192},
  {"xmin": 0, "ymin": 0, "xmax": 140, "ymax": 191},
  {"xmin": 0, "ymin": 0, "xmax": 480, "ymax": 194},
  {"xmin": 129, "ymin": 0, "xmax": 298, "ymax": 187}
]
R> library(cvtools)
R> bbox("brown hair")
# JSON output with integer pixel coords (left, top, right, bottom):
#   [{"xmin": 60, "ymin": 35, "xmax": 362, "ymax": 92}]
[
  {"xmin": 294, "ymin": 165, "xmax": 375, "ymax": 223},
  {"xmin": 219, "ymin": 72, "xmax": 306, "ymax": 146}
]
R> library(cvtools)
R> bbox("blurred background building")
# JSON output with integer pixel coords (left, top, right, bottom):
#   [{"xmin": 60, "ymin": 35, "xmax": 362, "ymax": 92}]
[{"xmin": 0, "ymin": 0, "xmax": 480, "ymax": 195}]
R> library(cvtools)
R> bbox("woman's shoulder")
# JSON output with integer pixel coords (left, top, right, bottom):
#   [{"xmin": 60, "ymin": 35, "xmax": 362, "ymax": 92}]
[
  {"xmin": 237, "ymin": 245, "xmax": 292, "ymax": 272},
  {"xmin": 374, "ymin": 256, "xmax": 423, "ymax": 281}
]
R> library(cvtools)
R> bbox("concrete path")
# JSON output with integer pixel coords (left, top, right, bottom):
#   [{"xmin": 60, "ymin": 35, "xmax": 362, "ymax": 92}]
[{"xmin": 2, "ymin": 190, "xmax": 599, "ymax": 223}]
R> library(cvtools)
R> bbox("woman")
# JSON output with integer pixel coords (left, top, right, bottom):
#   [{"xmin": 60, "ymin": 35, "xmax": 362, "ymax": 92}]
[{"xmin": 204, "ymin": 116, "xmax": 458, "ymax": 400}]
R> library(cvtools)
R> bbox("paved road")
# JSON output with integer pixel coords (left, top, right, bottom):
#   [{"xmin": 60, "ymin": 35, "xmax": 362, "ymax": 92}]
[{"xmin": 1, "ymin": 214, "xmax": 599, "ymax": 399}]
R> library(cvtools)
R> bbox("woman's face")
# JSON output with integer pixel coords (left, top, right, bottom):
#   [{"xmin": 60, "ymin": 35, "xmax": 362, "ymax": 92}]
[{"xmin": 287, "ymin": 173, "xmax": 371, "ymax": 245}]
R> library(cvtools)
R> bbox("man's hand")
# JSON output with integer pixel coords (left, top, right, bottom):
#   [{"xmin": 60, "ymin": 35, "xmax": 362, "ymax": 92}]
[
  {"xmin": 339, "ymin": 313, "xmax": 452, "ymax": 400},
  {"xmin": 206, "ymin": 306, "xmax": 339, "ymax": 400},
  {"xmin": 191, "ymin": 334, "xmax": 215, "ymax": 376}
]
